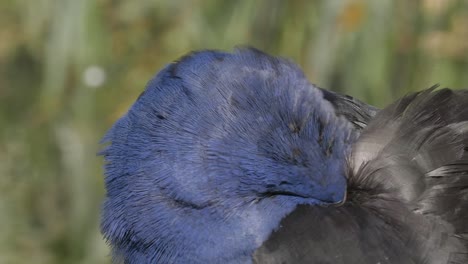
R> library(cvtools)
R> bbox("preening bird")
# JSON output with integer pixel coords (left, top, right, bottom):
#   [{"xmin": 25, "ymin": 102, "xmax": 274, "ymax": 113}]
[{"xmin": 100, "ymin": 48, "xmax": 468, "ymax": 264}]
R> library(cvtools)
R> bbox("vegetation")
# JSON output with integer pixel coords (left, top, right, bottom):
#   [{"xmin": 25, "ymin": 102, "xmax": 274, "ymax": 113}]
[{"xmin": 1, "ymin": 0, "xmax": 467, "ymax": 263}]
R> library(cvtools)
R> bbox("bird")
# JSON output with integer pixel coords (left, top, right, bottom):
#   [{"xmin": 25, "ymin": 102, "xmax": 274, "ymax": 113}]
[{"xmin": 100, "ymin": 48, "xmax": 468, "ymax": 264}]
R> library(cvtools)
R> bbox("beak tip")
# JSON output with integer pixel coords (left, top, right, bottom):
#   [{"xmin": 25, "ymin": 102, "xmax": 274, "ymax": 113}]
[
  {"xmin": 332, "ymin": 190, "xmax": 347, "ymax": 207},
  {"xmin": 321, "ymin": 180, "xmax": 347, "ymax": 206}
]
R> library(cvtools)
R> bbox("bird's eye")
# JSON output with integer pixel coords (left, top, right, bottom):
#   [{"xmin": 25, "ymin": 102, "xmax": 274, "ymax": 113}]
[{"xmin": 279, "ymin": 181, "xmax": 290, "ymax": 186}]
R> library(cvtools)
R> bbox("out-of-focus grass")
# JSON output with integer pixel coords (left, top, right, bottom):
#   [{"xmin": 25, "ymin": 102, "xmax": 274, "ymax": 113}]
[{"xmin": 0, "ymin": 0, "xmax": 467, "ymax": 263}]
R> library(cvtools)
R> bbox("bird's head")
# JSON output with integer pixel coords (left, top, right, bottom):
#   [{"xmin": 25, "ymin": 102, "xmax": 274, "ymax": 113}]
[{"xmin": 100, "ymin": 48, "xmax": 355, "ymax": 262}]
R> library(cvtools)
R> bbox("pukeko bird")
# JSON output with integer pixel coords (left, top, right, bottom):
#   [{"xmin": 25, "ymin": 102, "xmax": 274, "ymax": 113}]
[{"xmin": 100, "ymin": 48, "xmax": 468, "ymax": 263}]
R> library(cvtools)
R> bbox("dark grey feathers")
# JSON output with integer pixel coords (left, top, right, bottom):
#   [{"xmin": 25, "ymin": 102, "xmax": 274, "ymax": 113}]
[
  {"xmin": 320, "ymin": 88, "xmax": 378, "ymax": 129},
  {"xmin": 254, "ymin": 87, "xmax": 468, "ymax": 264}
]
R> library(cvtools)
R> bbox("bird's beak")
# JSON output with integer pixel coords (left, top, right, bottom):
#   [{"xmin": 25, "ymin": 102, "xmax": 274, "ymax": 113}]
[
  {"xmin": 312, "ymin": 176, "xmax": 347, "ymax": 206},
  {"xmin": 331, "ymin": 190, "xmax": 347, "ymax": 207}
]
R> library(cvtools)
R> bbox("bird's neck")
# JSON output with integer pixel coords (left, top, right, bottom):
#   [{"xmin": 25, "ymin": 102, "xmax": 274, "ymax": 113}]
[{"xmin": 114, "ymin": 197, "xmax": 298, "ymax": 263}]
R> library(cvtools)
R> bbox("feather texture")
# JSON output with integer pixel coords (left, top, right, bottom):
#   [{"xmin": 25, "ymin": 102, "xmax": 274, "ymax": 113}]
[
  {"xmin": 100, "ymin": 48, "xmax": 468, "ymax": 263},
  {"xmin": 101, "ymin": 48, "xmax": 362, "ymax": 263},
  {"xmin": 254, "ymin": 88, "xmax": 468, "ymax": 264}
]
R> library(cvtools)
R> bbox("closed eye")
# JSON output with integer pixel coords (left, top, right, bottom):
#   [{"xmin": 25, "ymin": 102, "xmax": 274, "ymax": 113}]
[{"xmin": 260, "ymin": 190, "xmax": 308, "ymax": 198}]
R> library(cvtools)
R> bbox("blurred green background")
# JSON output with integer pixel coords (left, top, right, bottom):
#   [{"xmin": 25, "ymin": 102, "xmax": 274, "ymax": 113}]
[{"xmin": 1, "ymin": 0, "xmax": 467, "ymax": 263}]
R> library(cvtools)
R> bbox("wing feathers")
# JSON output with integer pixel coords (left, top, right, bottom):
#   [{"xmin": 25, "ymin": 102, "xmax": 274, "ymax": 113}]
[
  {"xmin": 348, "ymin": 87, "xmax": 468, "ymax": 262},
  {"xmin": 255, "ymin": 88, "xmax": 468, "ymax": 263}
]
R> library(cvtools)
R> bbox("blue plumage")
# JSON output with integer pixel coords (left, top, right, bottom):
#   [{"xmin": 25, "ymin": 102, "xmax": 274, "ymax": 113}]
[
  {"xmin": 101, "ymin": 48, "xmax": 468, "ymax": 264},
  {"xmin": 101, "ymin": 48, "xmax": 353, "ymax": 263}
]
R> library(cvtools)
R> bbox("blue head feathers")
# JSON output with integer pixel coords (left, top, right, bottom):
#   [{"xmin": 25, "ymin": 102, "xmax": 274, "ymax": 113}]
[{"xmin": 100, "ymin": 48, "xmax": 355, "ymax": 263}]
